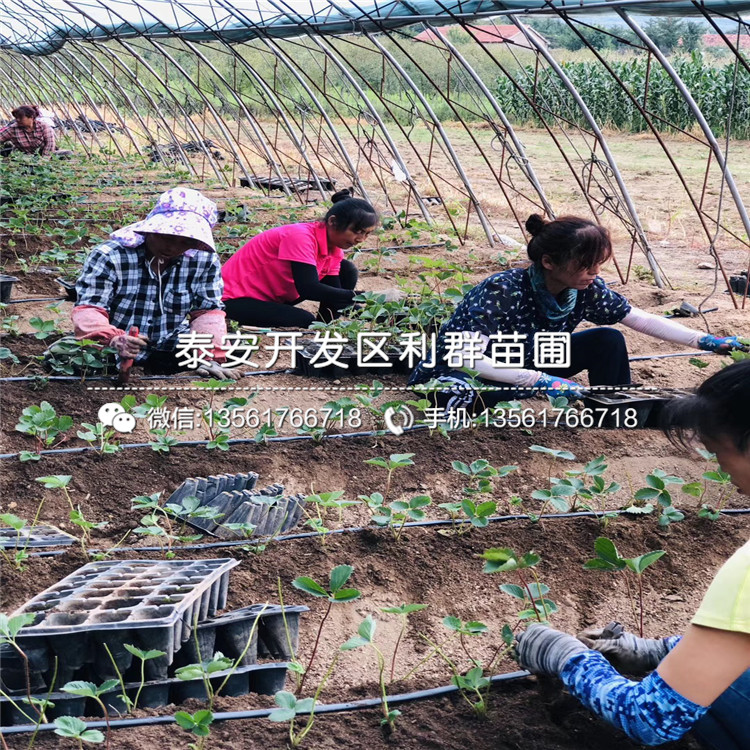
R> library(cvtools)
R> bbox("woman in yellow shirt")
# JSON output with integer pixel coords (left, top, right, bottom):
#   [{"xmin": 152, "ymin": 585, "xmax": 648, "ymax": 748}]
[{"xmin": 516, "ymin": 359, "xmax": 750, "ymax": 748}]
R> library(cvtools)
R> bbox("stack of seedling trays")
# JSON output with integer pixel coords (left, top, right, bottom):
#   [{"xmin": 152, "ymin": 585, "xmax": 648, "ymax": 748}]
[
  {"xmin": 1, "ymin": 559, "xmax": 307, "ymax": 725},
  {"xmin": 583, "ymin": 388, "xmax": 692, "ymax": 429},
  {"xmin": 166, "ymin": 472, "xmax": 307, "ymax": 539}
]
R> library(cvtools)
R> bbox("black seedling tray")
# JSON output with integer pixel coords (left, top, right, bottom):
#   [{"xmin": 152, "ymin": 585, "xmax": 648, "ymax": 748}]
[
  {"xmin": 172, "ymin": 604, "xmax": 309, "ymax": 669},
  {"xmin": 212, "ymin": 492, "xmax": 306, "ymax": 540},
  {"xmin": 583, "ymin": 391, "xmax": 656, "ymax": 428},
  {"xmin": 8, "ymin": 559, "xmax": 237, "ymax": 689},
  {"xmin": 167, "ymin": 473, "xmax": 306, "ymax": 538},
  {"xmin": 0, "ymin": 274, "xmax": 19, "ymax": 303},
  {"xmin": 583, "ymin": 389, "xmax": 690, "ymax": 429},
  {"xmin": 0, "ymin": 524, "xmax": 77, "ymax": 549},
  {"xmin": 0, "ymin": 663, "xmax": 290, "ymax": 726}
]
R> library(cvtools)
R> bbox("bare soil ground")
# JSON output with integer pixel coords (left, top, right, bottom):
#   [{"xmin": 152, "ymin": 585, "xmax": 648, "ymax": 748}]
[{"xmin": 1, "ymin": 128, "xmax": 749, "ymax": 749}]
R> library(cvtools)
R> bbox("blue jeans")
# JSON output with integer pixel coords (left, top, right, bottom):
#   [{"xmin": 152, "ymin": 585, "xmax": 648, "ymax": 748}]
[{"xmin": 692, "ymin": 669, "xmax": 750, "ymax": 750}]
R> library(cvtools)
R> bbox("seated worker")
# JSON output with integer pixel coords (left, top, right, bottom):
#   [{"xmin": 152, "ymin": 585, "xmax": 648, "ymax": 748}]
[
  {"xmin": 221, "ymin": 189, "xmax": 379, "ymax": 327},
  {"xmin": 408, "ymin": 213, "xmax": 747, "ymax": 411},
  {"xmin": 68, "ymin": 187, "xmax": 239, "ymax": 380},
  {"xmin": 516, "ymin": 360, "xmax": 750, "ymax": 749},
  {"xmin": 0, "ymin": 105, "xmax": 56, "ymax": 157}
]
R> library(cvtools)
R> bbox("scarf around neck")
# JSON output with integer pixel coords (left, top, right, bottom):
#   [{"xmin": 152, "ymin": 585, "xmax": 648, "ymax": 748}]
[{"xmin": 527, "ymin": 263, "xmax": 578, "ymax": 322}]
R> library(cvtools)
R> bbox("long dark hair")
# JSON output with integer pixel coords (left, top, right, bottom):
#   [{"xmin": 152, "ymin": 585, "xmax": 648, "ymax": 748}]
[
  {"xmin": 11, "ymin": 105, "xmax": 39, "ymax": 119},
  {"xmin": 661, "ymin": 360, "xmax": 750, "ymax": 453},
  {"xmin": 324, "ymin": 188, "xmax": 378, "ymax": 233},
  {"xmin": 525, "ymin": 213, "xmax": 612, "ymax": 270}
]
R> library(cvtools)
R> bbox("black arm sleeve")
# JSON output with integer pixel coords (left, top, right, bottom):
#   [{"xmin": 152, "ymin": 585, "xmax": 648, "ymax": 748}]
[{"xmin": 290, "ymin": 261, "xmax": 356, "ymax": 305}]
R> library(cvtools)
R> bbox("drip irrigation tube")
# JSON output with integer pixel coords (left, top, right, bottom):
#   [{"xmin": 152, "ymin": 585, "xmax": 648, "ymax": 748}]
[
  {"xmin": 0, "ymin": 670, "xmax": 531, "ymax": 735},
  {"xmin": 88, "ymin": 507, "xmax": 750, "ymax": 556},
  {"xmin": 0, "ymin": 369, "xmax": 289, "ymax": 384},
  {"xmin": 629, "ymin": 351, "xmax": 704, "ymax": 361},
  {"xmin": 6, "ymin": 296, "xmax": 67, "ymax": 304},
  {"xmin": 0, "ymin": 425, "xmax": 426, "ymax": 460}
]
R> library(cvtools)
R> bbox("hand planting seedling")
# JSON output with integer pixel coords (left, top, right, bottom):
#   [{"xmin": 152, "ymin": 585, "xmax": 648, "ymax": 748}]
[
  {"xmin": 583, "ymin": 537, "xmax": 665, "ymax": 637},
  {"xmin": 480, "ymin": 547, "xmax": 556, "ymax": 624},
  {"xmin": 292, "ymin": 565, "xmax": 361, "ymax": 695},
  {"xmin": 341, "ymin": 615, "xmax": 401, "ymax": 734}
]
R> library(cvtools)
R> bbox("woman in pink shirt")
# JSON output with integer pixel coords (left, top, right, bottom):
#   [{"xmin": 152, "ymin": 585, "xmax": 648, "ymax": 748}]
[{"xmin": 222, "ymin": 190, "xmax": 378, "ymax": 327}]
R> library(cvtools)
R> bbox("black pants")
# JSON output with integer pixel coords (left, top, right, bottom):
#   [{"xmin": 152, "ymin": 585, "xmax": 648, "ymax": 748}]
[
  {"xmin": 423, "ymin": 327, "xmax": 631, "ymax": 413},
  {"xmin": 224, "ymin": 259, "xmax": 358, "ymax": 328}
]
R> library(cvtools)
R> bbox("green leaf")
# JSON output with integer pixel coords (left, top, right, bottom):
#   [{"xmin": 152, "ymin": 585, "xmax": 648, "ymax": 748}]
[
  {"xmin": 380, "ymin": 603, "xmax": 427, "ymax": 615},
  {"xmin": 625, "ymin": 550, "xmax": 666, "ymax": 575},
  {"xmin": 291, "ymin": 576, "xmax": 328, "ymax": 598},
  {"xmin": 35, "ymin": 475, "xmax": 72, "ymax": 488},
  {"xmin": 681, "ymin": 481, "xmax": 704, "ymax": 497},
  {"xmin": 703, "ymin": 470, "xmax": 732, "ymax": 484},
  {"xmin": 499, "ymin": 583, "xmax": 526, "ymax": 600},
  {"xmin": 357, "ymin": 615, "xmax": 377, "ymax": 643},
  {"xmin": 332, "ymin": 588, "xmax": 361, "ymax": 602},
  {"xmin": 451, "ymin": 460, "xmax": 471, "ymax": 475},
  {"xmin": 61, "ymin": 681, "xmax": 97, "ymax": 698},
  {"xmin": 593, "ymin": 536, "xmax": 622, "ymax": 565},
  {"xmin": 329, "ymin": 564, "xmax": 354, "ymax": 593},
  {"xmin": 80, "ymin": 730, "xmax": 106, "ymax": 743},
  {"xmin": 340, "ymin": 635, "xmax": 369, "ymax": 651},
  {"xmin": 0, "ymin": 513, "xmax": 25, "ymax": 531},
  {"xmin": 646, "ymin": 474, "xmax": 665, "ymax": 490},
  {"xmin": 54, "ymin": 716, "xmax": 89, "ymax": 738},
  {"xmin": 442, "ymin": 615, "xmax": 462, "ymax": 631},
  {"xmin": 274, "ymin": 690, "xmax": 297, "ymax": 710},
  {"xmin": 634, "ymin": 487, "xmax": 661, "ymax": 501},
  {"xmin": 123, "ymin": 644, "xmax": 166, "ymax": 660}
]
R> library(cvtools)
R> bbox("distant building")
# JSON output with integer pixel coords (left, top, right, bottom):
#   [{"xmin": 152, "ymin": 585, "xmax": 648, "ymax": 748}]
[
  {"xmin": 701, "ymin": 33, "xmax": 750, "ymax": 49},
  {"xmin": 415, "ymin": 23, "xmax": 549, "ymax": 50}
]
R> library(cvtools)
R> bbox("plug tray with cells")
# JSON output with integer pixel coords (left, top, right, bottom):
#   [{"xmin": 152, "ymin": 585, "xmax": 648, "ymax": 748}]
[{"xmin": 167, "ymin": 471, "xmax": 306, "ymax": 539}]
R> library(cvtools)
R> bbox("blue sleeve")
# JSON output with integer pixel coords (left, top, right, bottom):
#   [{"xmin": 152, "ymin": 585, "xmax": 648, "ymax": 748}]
[
  {"xmin": 582, "ymin": 278, "xmax": 631, "ymax": 325},
  {"xmin": 560, "ymin": 650, "xmax": 707, "ymax": 745}
]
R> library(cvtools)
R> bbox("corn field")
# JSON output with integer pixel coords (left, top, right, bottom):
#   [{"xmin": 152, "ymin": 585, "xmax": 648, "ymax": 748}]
[{"xmin": 495, "ymin": 52, "xmax": 750, "ymax": 138}]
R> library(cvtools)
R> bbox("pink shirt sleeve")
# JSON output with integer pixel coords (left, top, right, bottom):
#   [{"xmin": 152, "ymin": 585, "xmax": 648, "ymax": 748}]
[{"xmin": 277, "ymin": 225, "xmax": 320, "ymax": 265}]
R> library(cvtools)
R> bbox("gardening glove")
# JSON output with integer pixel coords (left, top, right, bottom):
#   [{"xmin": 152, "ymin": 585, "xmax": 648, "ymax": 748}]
[
  {"xmin": 577, "ymin": 621, "xmax": 672, "ymax": 673},
  {"xmin": 533, "ymin": 373, "xmax": 589, "ymax": 401},
  {"xmin": 516, "ymin": 623, "xmax": 588, "ymax": 676},
  {"xmin": 194, "ymin": 360, "xmax": 242, "ymax": 380},
  {"xmin": 380, "ymin": 288, "xmax": 405, "ymax": 303},
  {"xmin": 698, "ymin": 334, "xmax": 749, "ymax": 354},
  {"xmin": 111, "ymin": 332, "xmax": 149, "ymax": 359}
]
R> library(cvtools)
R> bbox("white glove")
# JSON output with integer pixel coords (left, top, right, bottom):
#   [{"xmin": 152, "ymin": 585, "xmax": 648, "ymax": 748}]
[
  {"xmin": 380, "ymin": 288, "xmax": 405, "ymax": 303},
  {"xmin": 194, "ymin": 361, "xmax": 242, "ymax": 380}
]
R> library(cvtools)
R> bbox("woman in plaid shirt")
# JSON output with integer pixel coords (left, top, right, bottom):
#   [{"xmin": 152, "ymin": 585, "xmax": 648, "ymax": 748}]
[
  {"xmin": 69, "ymin": 188, "xmax": 240, "ymax": 380},
  {"xmin": 0, "ymin": 105, "xmax": 56, "ymax": 156}
]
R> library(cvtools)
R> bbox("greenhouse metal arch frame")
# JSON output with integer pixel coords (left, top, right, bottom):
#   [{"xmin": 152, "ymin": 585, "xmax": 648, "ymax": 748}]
[{"xmin": 1, "ymin": 0, "xmax": 749, "ymax": 300}]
